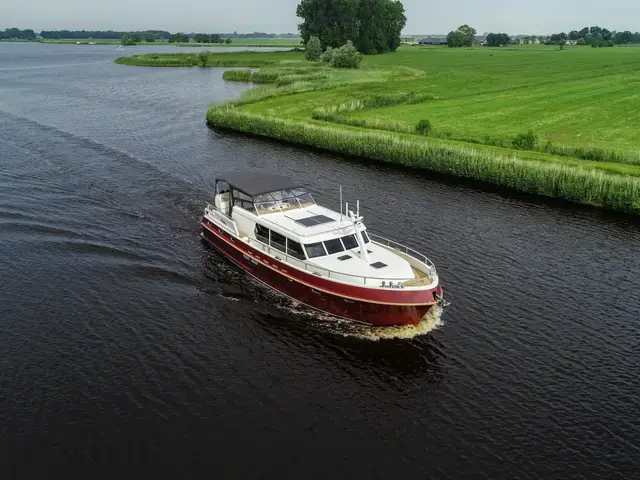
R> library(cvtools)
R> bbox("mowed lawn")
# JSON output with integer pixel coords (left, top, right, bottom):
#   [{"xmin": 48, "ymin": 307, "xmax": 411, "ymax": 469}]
[{"xmin": 246, "ymin": 45, "xmax": 640, "ymax": 154}]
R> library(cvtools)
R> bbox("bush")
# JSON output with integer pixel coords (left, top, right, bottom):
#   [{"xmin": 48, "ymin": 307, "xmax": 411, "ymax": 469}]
[
  {"xmin": 198, "ymin": 51, "xmax": 208, "ymax": 67},
  {"xmin": 415, "ymin": 119, "xmax": 433, "ymax": 136},
  {"xmin": 305, "ymin": 36, "xmax": 322, "ymax": 62},
  {"xmin": 577, "ymin": 38, "xmax": 586, "ymax": 45},
  {"xmin": 320, "ymin": 47, "xmax": 334, "ymax": 63},
  {"xmin": 329, "ymin": 41, "xmax": 362, "ymax": 69},
  {"xmin": 225, "ymin": 38, "xmax": 232, "ymax": 44},
  {"xmin": 512, "ymin": 131, "xmax": 537, "ymax": 150}
]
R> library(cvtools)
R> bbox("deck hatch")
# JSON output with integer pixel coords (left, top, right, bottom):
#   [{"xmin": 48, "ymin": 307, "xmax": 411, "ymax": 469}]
[
  {"xmin": 295, "ymin": 214, "xmax": 335, "ymax": 227},
  {"xmin": 338, "ymin": 255, "xmax": 352, "ymax": 261},
  {"xmin": 370, "ymin": 261, "xmax": 387, "ymax": 269}
]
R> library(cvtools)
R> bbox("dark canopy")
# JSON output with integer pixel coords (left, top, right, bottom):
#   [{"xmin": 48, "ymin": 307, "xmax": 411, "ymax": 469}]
[{"xmin": 216, "ymin": 172, "xmax": 304, "ymax": 197}]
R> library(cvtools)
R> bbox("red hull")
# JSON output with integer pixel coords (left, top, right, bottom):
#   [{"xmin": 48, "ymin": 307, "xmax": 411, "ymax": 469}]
[{"xmin": 201, "ymin": 220, "xmax": 441, "ymax": 326}]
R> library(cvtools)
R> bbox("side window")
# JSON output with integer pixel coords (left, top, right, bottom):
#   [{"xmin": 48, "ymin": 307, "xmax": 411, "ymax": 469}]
[
  {"xmin": 324, "ymin": 238, "xmax": 345, "ymax": 255},
  {"xmin": 287, "ymin": 239, "xmax": 306, "ymax": 260},
  {"xmin": 362, "ymin": 231, "xmax": 371, "ymax": 243},
  {"xmin": 255, "ymin": 224, "xmax": 270, "ymax": 244},
  {"xmin": 270, "ymin": 231, "xmax": 287, "ymax": 252}
]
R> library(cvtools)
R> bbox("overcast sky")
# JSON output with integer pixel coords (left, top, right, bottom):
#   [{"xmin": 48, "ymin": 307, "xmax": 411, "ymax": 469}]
[{"xmin": 3, "ymin": 0, "xmax": 640, "ymax": 35}]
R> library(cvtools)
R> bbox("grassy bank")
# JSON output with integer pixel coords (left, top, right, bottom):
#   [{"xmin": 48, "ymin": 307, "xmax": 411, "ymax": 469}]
[
  {"xmin": 117, "ymin": 46, "xmax": 640, "ymax": 213},
  {"xmin": 115, "ymin": 50, "xmax": 304, "ymax": 67}
]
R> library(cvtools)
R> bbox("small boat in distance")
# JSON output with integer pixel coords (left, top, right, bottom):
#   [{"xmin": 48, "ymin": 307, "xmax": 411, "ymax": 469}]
[{"xmin": 201, "ymin": 172, "xmax": 448, "ymax": 326}]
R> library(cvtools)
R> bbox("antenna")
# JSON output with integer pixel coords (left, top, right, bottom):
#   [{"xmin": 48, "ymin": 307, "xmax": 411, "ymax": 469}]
[
  {"xmin": 340, "ymin": 186, "xmax": 343, "ymax": 222},
  {"xmin": 356, "ymin": 200, "xmax": 360, "ymax": 219}
]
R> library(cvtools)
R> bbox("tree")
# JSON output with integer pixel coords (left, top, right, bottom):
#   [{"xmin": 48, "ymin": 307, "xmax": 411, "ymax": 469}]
[
  {"xmin": 329, "ymin": 40, "xmax": 362, "ymax": 68},
  {"xmin": 120, "ymin": 34, "xmax": 135, "ymax": 46},
  {"xmin": 383, "ymin": 0, "xmax": 406, "ymax": 52},
  {"xmin": 577, "ymin": 38, "xmax": 586, "ymax": 45},
  {"xmin": 568, "ymin": 30, "xmax": 579, "ymax": 40},
  {"xmin": 549, "ymin": 32, "xmax": 568, "ymax": 45},
  {"xmin": 296, "ymin": 0, "xmax": 405, "ymax": 54},
  {"xmin": 130, "ymin": 33, "xmax": 141, "ymax": 43},
  {"xmin": 194, "ymin": 33, "xmax": 210, "ymax": 43},
  {"xmin": 169, "ymin": 32, "xmax": 189, "ymax": 43},
  {"xmin": 225, "ymin": 38, "xmax": 232, "ymax": 44},
  {"xmin": 486, "ymin": 33, "xmax": 510, "ymax": 46},
  {"xmin": 447, "ymin": 24, "xmax": 476, "ymax": 47},
  {"xmin": 446, "ymin": 30, "xmax": 465, "ymax": 48},
  {"xmin": 305, "ymin": 35, "xmax": 322, "ymax": 61}
]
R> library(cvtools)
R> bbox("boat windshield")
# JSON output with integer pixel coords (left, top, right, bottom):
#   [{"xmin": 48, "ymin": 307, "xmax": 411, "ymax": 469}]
[
  {"xmin": 253, "ymin": 188, "xmax": 315, "ymax": 215},
  {"xmin": 304, "ymin": 233, "xmax": 364, "ymax": 259}
]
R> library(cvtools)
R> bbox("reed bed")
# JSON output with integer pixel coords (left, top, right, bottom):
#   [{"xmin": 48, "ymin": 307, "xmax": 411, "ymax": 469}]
[
  {"xmin": 222, "ymin": 67, "xmax": 329, "ymax": 86},
  {"xmin": 207, "ymin": 106, "xmax": 640, "ymax": 213}
]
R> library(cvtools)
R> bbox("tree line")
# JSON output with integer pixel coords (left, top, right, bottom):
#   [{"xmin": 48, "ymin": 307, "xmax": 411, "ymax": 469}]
[
  {"xmin": 191, "ymin": 34, "xmax": 232, "ymax": 44},
  {"xmin": 297, "ymin": 0, "xmax": 406, "ymax": 54},
  {"xmin": 0, "ymin": 28, "xmax": 37, "ymax": 40},
  {"xmin": 549, "ymin": 26, "xmax": 640, "ymax": 46},
  {"xmin": 40, "ymin": 30, "xmax": 171, "ymax": 40},
  {"xmin": 2, "ymin": 29, "xmax": 298, "ymax": 42}
]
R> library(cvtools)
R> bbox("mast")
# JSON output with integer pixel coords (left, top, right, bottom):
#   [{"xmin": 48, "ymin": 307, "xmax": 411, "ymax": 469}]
[{"xmin": 349, "ymin": 200, "xmax": 370, "ymax": 264}]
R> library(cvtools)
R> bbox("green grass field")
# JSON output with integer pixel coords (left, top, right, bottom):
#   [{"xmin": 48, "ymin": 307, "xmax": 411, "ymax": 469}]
[{"xmin": 116, "ymin": 45, "xmax": 640, "ymax": 213}]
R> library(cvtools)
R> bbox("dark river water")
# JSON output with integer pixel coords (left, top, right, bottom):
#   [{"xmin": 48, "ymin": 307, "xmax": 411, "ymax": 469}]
[{"xmin": 1, "ymin": 43, "xmax": 639, "ymax": 477}]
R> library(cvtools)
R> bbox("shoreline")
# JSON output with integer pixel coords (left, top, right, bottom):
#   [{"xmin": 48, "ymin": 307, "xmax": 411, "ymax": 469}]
[
  {"xmin": 116, "ymin": 50, "xmax": 640, "ymax": 215},
  {"xmin": 0, "ymin": 39, "xmax": 301, "ymax": 48}
]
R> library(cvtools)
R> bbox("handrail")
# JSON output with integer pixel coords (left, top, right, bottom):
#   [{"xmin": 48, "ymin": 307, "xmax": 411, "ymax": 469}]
[
  {"xmin": 204, "ymin": 204, "xmax": 436, "ymax": 288},
  {"xmin": 205, "ymin": 202, "xmax": 240, "ymax": 238},
  {"xmin": 368, "ymin": 233, "xmax": 437, "ymax": 274}
]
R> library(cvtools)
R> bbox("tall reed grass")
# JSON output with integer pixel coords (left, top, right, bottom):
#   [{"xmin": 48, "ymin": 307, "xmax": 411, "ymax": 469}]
[{"xmin": 207, "ymin": 106, "xmax": 640, "ymax": 213}]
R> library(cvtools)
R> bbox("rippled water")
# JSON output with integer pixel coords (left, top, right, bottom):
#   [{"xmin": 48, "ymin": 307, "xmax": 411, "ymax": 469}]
[{"xmin": 1, "ymin": 43, "xmax": 639, "ymax": 477}]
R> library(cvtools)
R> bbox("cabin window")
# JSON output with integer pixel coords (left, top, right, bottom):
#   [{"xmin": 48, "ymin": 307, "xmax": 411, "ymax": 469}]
[
  {"xmin": 340, "ymin": 234, "xmax": 358, "ymax": 250},
  {"xmin": 323, "ymin": 238, "xmax": 345, "ymax": 255},
  {"xmin": 270, "ymin": 231, "xmax": 287, "ymax": 253},
  {"xmin": 287, "ymin": 239, "xmax": 306, "ymax": 260},
  {"xmin": 305, "ymin": 242, "xmax": 326, "ymax": 258},
  {"xmin": 362, "ymin": 231, "xmax": 371, "ymax": 243},
  {"xmin": 255, "ymin": 224, "xmax": 270, "ymax": 244}
]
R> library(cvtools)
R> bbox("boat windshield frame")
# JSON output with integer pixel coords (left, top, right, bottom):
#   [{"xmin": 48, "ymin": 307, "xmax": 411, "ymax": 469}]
[
  {"xmin": 215, "ymin": 174, "xmax": 315, "ymax": 218},
  {"xmin": 248, "ymin": 188, "xmax": 316, "ymax": 216}
]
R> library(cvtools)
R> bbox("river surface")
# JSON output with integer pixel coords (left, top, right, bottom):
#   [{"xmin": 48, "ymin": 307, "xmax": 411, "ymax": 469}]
[{"xmin": 1, "ymin": 43, "xmax": 639, "ymax": 477}]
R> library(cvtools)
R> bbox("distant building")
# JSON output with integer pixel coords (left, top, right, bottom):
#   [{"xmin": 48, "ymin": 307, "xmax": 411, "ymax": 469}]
[
  {"xmin": 419, "ymin": 36, "xmax": 447, "ymax": 45},
  {"xmin": 565, "ymin": 40, "xmax": 577, "ymax": 46}
]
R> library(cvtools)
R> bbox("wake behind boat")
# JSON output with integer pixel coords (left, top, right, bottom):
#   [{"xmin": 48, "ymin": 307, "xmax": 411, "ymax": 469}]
[{"xmin": 201, "ymin": 172, "xmax": 448, "ymax": 326}]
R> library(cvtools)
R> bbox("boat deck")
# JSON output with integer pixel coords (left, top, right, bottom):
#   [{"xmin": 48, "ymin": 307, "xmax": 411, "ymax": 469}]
[{"xmin": 403, "ymin": 267, "xmax": 433, "ymax": 287}]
